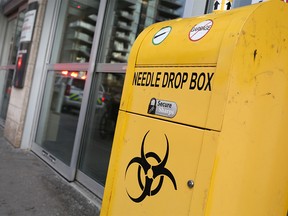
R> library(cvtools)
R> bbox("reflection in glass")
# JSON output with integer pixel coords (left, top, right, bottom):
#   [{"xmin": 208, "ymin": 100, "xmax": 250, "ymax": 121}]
[
  {"xmin": 51, "ymin": 0, "xmax": 100, "ymax": 63},
  {"xmin": 10, "ymin": 11, "xmax": 25, "ymax": 65},
  {"xmin": 0, "ymin": 11, "xmax": 25, "ymax": 121},
  {"xmin": 0, "ymin": 18, "xmax": 16, "ymax": 121},
  {"xmin": 35, "ymin": 70, "xmax": 87, "ymax": 165},
  {"xmin": 98, "ymin": 0, "xmax": 185, "ymax": 63},
  {"xmin": 79, "ymin": 73, "xmax": 125, "ymax": 185},
  {"xmin": 0, "ymin": 70, "xmax": 14, "ymax": 120}
]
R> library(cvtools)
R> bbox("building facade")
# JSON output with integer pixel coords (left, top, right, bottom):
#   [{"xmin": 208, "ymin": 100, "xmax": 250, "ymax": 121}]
[{"xmin": 0, "ymin": 0, "xmax": 259, "ymax": 202}]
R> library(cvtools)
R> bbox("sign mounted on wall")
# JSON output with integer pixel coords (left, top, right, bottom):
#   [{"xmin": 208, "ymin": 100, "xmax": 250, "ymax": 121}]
[
  {"xmin": 20, "ymin": 9, "xmax": 37, "ymax": 42},
  {"xmin": 213, "ymin": 0, "xmax": 233, "ymax": 11},
  {"xmin": 14, "ymin": 2, "xmax": 38, "ymax": 89},
  {"xmin": 213, "ymin": 0, "xmax": 222, "ymax": 10}
]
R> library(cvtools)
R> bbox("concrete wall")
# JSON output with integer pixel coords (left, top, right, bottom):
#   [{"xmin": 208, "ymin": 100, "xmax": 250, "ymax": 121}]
[{"xmin": 4, "ymin": 0, "xmax": 47, "ymax": 147}]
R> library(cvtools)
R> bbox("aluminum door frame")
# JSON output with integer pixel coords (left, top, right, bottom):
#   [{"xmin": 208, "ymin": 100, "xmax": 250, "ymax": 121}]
[{"xmin": 28, "ymin": 0, "xmax": 108, "ymax": 181}]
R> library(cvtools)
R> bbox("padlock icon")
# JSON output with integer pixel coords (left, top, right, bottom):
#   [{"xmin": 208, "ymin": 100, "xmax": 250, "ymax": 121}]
[{"xmin": 148, "ymin": 98, "xmax": 157, "ymax": 114}]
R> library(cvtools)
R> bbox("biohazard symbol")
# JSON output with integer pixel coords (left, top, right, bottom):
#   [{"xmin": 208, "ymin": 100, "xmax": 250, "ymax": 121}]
[{"xmin": 125, "ymin": 131, "xmax": 177, "ymax": 203}]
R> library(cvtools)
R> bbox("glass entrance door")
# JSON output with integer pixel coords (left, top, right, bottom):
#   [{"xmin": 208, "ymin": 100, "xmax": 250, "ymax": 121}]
[
  {"xmin": 76, "ymin": 71, "xmax": 125, "ymax": 195},
  {"xmin": 32, "ymin": 0, "xmax": 103, "ymax": 180},
  {"xmin": 0, "ymin": 18, "xmax": 16, "ymax": 123},
  {"xmin": 32, "ymin": 0, "xmax": 187, "ymax": 197},
  {"xmin": 34, "ymin": 69, "xmax": 87, "ymax": 179},
  {"xmin": 0, "ymin": 10, "xmax": 26, "ymax": 124},
  {"xmin": 74, "ymin": 0, "xmax": 187, "ymax": 196}
]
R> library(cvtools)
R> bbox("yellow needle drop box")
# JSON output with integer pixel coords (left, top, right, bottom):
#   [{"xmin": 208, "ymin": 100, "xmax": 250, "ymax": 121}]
[{"xmin": 101, "ymin": 1, "xmax": 288, "ymax": 215}]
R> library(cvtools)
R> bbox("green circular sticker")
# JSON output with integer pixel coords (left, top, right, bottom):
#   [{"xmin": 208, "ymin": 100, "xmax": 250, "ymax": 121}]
[{"xmin": 152, "ymin": 26, "xmax": 172, "ymax": 45}]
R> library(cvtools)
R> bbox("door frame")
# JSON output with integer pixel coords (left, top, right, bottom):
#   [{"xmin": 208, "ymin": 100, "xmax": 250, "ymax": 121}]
[
  {"xmin": 75, "ymin": 63, "xmax": 127, "ymax": 197},
  {"xmin": 28, "ymin": 0, "xmax": 108, "ymax": 182}
]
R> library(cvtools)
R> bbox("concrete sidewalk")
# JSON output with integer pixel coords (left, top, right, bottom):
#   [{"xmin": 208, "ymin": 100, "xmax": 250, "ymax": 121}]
[{"xmin": 0, "ymin": 127, "xmax": 100, "ymax": 216}]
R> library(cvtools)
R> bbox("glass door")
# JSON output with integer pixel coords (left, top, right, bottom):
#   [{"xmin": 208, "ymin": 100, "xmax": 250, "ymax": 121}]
[
  {"xmin": 0, "ymin": 10, "xmax": 26, "ymax": 124},
  {"xmin": 32, "ymin": 0, "xmax": 187, "ymax": 195},
  {"xmin": 77, "ymin": 70, "xmax": 125, "ymax": 195},
  {"xmin": 32, "ymin": 0, "xmax": 104, "ymax": 180},
  {"xmin": 75, "ymin": 0, "xmax": 187, "ymax": 196},
  {"xmin": 0, "ymin": 69, "xmax": 14, "ymax": 121},
  {"xmin": 35, "ymin": 70, "xmax": 87, "ymax": 166}
]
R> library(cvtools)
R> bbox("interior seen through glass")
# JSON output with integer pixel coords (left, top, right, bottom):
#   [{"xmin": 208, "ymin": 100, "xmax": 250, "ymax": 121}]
[
  {"xmin": 79, "ymin": 72, "xmax": 125, "ymax": 185},
  {"xmin": 35, "ymin": 70, "xmax": 87, "ymax": 165}
]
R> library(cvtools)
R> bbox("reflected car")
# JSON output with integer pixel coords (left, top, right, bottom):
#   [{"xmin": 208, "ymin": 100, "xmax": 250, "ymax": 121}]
[{"xmin": 62, "ymin": 77, "xmax": 105, "ymax": 111}]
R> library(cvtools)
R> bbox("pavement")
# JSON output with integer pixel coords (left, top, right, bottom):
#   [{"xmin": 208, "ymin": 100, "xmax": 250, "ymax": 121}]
[{"xmin": 0, "ymin": 126, "xmax": 101, "ymax": 216}]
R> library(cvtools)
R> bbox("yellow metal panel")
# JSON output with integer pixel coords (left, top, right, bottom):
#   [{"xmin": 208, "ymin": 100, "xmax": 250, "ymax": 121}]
[
  {"xmin": 121, "ymin": 3, "xmax": 262, "ymax": 131},
  {"xmin": 103, "ymin": 1, "xmax": 288, "ymax": 215},
  {"xmin": 206, "ymin": 1, "xmax": 288, "ymax": 215},
  {"xmin": 188, "ymin": 131, "xmax": 219, "ymax": 216},
  {"xmin": 124, "ymin": 67, "xmax": 215, "ymax": 129},
  {"xmin": 134, "ymin": 4, "xmax": 259, "ymax": 66},
  {"xmin": 102, "ymin": 111, "xmax": 206, "ymax": 215},
  {"xmin": 205, "ymin": 5, "xmax": 261, "ymax": 130}
]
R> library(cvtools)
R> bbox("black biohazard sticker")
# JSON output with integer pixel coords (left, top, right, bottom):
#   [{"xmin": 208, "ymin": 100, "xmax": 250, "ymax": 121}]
[
  {"xmin": 125, "ymin": 131, "xmax": 177, "ymax": 203},
  {"xmin": 148, "ymin": 98, "xmax": 177, "ymax": 118}
]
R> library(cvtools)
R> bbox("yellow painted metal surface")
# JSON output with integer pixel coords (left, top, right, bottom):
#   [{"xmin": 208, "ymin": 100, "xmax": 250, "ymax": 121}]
[
  {"xmin": 129, "ymin": 67, "xmax": 216, "ymax": 129},
  {"xmin": 205, "ymin": 1, "xmax": 288, "ymax": 215},
  {"xmin": 101, "ymin": 1, "xmax": 288, "ymax": 215},
  {"xmin": 102, "ymin": 111, "xmax": 212, "ymax": 215}
]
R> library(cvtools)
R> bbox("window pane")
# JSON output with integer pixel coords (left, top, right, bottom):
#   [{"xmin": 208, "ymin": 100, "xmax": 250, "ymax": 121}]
[
  {"xmin": 35, "ymin": 70, "xmax": 87, "ymax": 165},
  {"xmin": 0, "ymin": 69, "xmax": 13, "ymax": 120},
  {"xmin": 10, "ymin": 11, "xmax": 25, "ymax": 65},
  {"xmin": 79, "ymin": 72, "xmax": 125, "ymax": 185},
  {"xmin": 98, "ymin": 0, "xmax": 186, "ymax": 63},
  {"xmin": 50, "ymin": 0, "xmax": 101, "ymax": 63},
  {"xmin": 0, "ymin": 19, "xmax": 16, "ymax": 66}
]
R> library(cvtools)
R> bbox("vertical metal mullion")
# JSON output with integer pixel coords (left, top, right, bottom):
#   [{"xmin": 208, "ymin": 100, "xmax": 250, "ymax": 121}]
[{"xmin": 69, "ymin": 0, "xmax": 108, "ymax": 178}]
